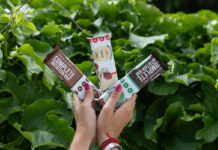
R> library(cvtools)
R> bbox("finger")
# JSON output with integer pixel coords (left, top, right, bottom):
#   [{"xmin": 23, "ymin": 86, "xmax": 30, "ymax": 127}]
[
  {"xmin": 123, "ymin": 94, "xmax": 137, "ymax": 110},
  {"xmin": 115, "ymin": 94, "xmax": 137, "ymax": 118},
  {"xmin": 73, "ymin": 93, "xmax": 81, "ymax": 111},
  {"xmin": 104, "ymin": 84, "xmax": 122, "ymax": 110},
  {"xmin": 84, "ymin": 82, "xmax": 94, "ymax": 104}
]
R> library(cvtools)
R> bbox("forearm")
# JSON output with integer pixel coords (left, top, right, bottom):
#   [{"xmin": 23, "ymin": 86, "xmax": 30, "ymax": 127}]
[{"xmin": 69, "ymin": 129, "xmax": 92, "ymax": 150}]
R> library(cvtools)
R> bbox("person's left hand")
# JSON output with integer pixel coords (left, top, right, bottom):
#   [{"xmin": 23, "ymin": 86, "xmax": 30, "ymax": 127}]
[{"xmin": 70, "ymin": 83, "xmax": 96, "ymax": 150}]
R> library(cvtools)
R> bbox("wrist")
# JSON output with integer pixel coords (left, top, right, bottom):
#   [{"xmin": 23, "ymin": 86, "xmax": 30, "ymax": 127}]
[
  {"xmin": 98, "ymin": 133, "xmax": 121, "ymax": 150},
  {"xmin": 70, "ymin": 128, "xmax": 93, "ymax": 149},
  {"xmin": 77, "ymin": 126, "xmax": 94, "ymax": 139},
  {"xmin": 97, "ymin": 132, "xmax": 109, "ymax": 146}
]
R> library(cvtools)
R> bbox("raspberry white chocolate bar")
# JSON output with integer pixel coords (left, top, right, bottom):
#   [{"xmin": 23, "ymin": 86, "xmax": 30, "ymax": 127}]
[
  {"xmin": 97, "ymin": 51, "xmax": 168, "ymax": 106},
  {"xmin": 43, "ymin": 46, "xmax": 101, "ymax": 100},
  {"xmin": 88, "ymin": 34, "xmax": 118, "ymax": 92}
]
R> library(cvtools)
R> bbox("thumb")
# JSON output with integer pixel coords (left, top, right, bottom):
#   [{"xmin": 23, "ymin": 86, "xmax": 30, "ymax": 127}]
[
  {"xmin": 84, "ymin": 82, "xmax": 94, "ymax": 104},
  {"xmin": 104, "ymin": 84, "xmax": 122, "ymax": 110}
]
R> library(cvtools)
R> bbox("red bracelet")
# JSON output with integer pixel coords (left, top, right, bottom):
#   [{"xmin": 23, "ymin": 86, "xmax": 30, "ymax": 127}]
[{"xmin": 99, "ymin": 133, "xmax": 121, "ymax": 150}]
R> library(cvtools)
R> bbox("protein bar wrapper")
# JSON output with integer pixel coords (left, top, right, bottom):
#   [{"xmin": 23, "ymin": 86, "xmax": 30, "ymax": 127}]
[
  {"xmin": 43, "ymin": 46, "xmax": 101, "ymax": 100},
  {"xmin": 88, "ymin": 34, "xmax": 118, "ymax": 92},
  {"xmin": 97, "ymin": 51, "xmax": 168, "ymax": 106}
]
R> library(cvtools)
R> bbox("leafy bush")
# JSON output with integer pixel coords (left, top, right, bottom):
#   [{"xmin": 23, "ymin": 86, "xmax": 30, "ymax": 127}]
[{"xmin": 0, "ymin": 0, "xmax": 218, "ymax": 150}]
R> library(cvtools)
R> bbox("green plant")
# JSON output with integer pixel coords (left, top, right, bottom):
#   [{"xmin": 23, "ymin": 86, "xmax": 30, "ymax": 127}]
[{"xmin": 0, "ymin": 0, "xmax": 217, "ymax": 150}]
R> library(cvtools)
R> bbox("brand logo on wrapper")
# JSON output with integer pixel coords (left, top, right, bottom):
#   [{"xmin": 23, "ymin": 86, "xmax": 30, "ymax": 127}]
[
  {"xmin": 43, "ymin": 46, "xmax": 101, "ymax": 100},
  {"xmin": 50, "ymin": 55, "xmax": 76, "ymax": 81}
]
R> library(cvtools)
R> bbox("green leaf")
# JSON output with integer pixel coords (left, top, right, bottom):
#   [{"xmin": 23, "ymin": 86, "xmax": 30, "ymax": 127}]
[
  {"xmin": 0, "ymin": 14, "xmax": 10, "ymax": 24},
  {"xmin": 159, "ymin": 102, "xmax": 204, "ymax": 150},
  {"xmin": 15, "ymin": 12, "xmax": 25, "ymax": 24},
  {"xmin": 160, "ymin": 101, "xmax": 184, "ymax": 132},
  {"xmin": 98, "ymin": 0, "xmax": 120, "ymax": 19},
  {"xmin": 181, "ymin": 14, "xmax": 207, "ymax": 32},
  {"xmin": 43, "ymin": 65, "xmax": 57, "ymax": 90},
  {"xmin": 14, "ymin": 115, "xmax": 74, "ymax": 149},
  {"xmin": 198, "ymin": 10, "xmax": 218, "ymax": 21},
  {"xmin": 195, "ymin": 43, "xmax": 211, "ymax": 64},
  {"xmin": 148, "ymin": 78, "xmax": 179, "ymax": 96},
  {"xmin": 19, "ymin": 20, "xmax": 38, "ymax": 35},
  {"xmin": 0, "ymin": 34, "xmax": 4, "ymax": 41},
  {"xmin": 144, "ymin": 98, "xmax": 167, "ymax": 143},
  {"xmin": 41, "ymin": 22, "xmax": 59, "ymax": 35},
  {"xmin": 17, "ymin": 55, "xmax": 42, "ymax": 78},
  {"xmin": 25, "ymin": 40, "xmax": 53, "ymax": 58},
  {"xmin": 161, "ymin": 134, "xmax": 204, "ymax": 150},
  {"xmin": 114, "ymin": 48, "xmax": 140, "ymax": 70},
  {"xmin": 29, "ymin": 0, "xmax": 50, "ymax": 8},
  {"xmin": 129, "ymin": 33, "xmax": 168, "ymax": 49},
  {"xmin": 20, "ymin": 99, "xmax": 74, "ymax": 149},
  {"xmin": 77, "ymin": 19, "xmax": 92, "ymax": 28},
  {"xmin": 0, "ymin": 98, "xmax": 22, "ymax": 124},
  {"xmin": 187, "ymin": 63, "xmax": 218, "ymax": 85},
  {"xmin": 57, "ymin": 86, "xmax": 73, "ymax": 111},
  {"xmin": 215, "ymin": 79, "xmax": 218, "ymax": 89},
  {"xmin": 0, "ymin": 71, "xmax": 39, "ymax": 105},
  {"xmin": 134, "ymin": 2, "xmax": 162, "ymax": 27},
  {"xmin": 75, "ymin": 61, "xmax": 94, "ymax": 76},
  {"xmin": 201, "ymin": 83, "xmax": 218, "ymax": 119},
  {"xmin": 202, "ymin": 139, "xmax": 218, "ymax": 150},
  {"xmin": 17, "ymin": 44, "xmax": 44, "ymax": 68},
  {"xmin": 53, "ymin": 0, "xmax": 83, "ymax": 8},
  {"xmin": 88, "ymin": 75, "xmax": 98, "ymax": 88},
  {"xmin": 206, "ymin": 20, "xmax": 218, "ymax": 36},
  {"xmin": 153, "ymin": 15, "xmax": 182, "ymax": 34},
  {"xmin": 0, "ymin": 69, "xmax": 6, "ymax": 81},
  {"xmin": 196, "ymin": 115, "xmax": 218, "ymax": 143},
  {"xmin": 210, "ymin": 38, "xmax": 218, "ymax": 66},
  {"xmin": 187, "ymin": 103, "xmax": 205, "ymax": 113}
]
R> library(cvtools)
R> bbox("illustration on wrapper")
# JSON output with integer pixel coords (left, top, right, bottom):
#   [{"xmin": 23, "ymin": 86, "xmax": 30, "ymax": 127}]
[{"xmin": 88, "ymin": 34, "xmax": 118, "ymax": 91}]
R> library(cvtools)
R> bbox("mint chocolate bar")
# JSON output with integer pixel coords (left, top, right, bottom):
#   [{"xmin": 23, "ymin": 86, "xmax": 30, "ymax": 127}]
[
  {"xmin": 44, "ymin": 46, "xmax": 101, "ymax": 100},
  {"xmin": 88, "ymin": 34, "xmax": 118, "ymax": 92},
  {"xmin": 96, "ymin": 51, "xmax": 168, "ymax": 106}
]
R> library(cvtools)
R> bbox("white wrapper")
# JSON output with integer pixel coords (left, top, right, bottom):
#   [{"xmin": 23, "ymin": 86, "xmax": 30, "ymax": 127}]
[{"xmin": 88, "ymin": 34, "xmax": 118, "ymax": 92}]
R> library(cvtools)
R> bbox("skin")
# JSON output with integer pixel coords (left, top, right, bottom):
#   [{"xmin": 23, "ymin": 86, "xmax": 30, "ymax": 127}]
[
  {"xmin": 69, "ymin": 84, "xmax": 137, "ymax": 149},
  {"xmin": 69, "ymin": 84, "xmax": 96, "ymax": 150},
  {"xmin": 97, "ymin": 85, "xmax": 137, "ymax": 146}
]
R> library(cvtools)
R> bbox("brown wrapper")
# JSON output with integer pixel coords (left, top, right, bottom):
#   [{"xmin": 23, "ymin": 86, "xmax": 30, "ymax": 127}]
[
  {"xmin": 44, "ymin": 46, "xmax": 101, "ymax": 99},
  {"xmin": 44, "ymin": 46, "xmax": 83, "ymax": 88},
  {"xmin": 128, "ymin": 51, "xmax": 168, "ymax": 89}
]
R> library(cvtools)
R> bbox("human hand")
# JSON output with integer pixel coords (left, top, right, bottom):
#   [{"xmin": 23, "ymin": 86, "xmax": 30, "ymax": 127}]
[
  {"xmin": 69, "ymin": 83, "xmax": 96, "ymax": 150},
  {"xmin": 97, "ymin": 84, "xmax": 137, "ymax": 146}
]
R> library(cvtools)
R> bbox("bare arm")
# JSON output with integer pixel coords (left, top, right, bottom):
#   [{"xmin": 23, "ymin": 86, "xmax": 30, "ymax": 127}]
[{"xmin": 69, "ymin": 83, "xmax": 96, "ymax": 150}]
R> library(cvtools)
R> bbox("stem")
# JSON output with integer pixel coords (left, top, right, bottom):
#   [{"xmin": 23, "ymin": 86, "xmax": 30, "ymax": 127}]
[
  {"xmin": 48, "ymin": 0, "xmax": 93, "ymax": 37},
  {"xmin": 3, "ymin": 42, "xmax": 8, "ymax": 60},
  {"xmin": 0, "ymin": 0, "xmax": 33, "ymax": 34},
  {"xmin": 0, "ymin": 23, "xmax": 10, "ymax": 34}
]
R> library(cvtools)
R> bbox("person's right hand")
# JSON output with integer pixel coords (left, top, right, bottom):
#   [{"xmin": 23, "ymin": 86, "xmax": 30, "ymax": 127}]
[{"xmin": 97, "ymin": 84, "xmax": 137, "ymax": 146}]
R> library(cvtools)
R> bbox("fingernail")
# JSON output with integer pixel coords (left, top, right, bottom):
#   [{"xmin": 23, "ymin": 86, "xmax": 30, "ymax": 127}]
[
  {"xmin": 84, "ymin": 83, "xmax": 90, "ymax": 91},
  {"xmin": 115, "ymin": 84, "xmax": 122, "ymax": 92}
]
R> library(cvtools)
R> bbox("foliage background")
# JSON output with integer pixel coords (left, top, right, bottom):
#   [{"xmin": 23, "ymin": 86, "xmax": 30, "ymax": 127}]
[{"xmin": 0, "ymin": 0, "xmax": 218, "ymax": 149}]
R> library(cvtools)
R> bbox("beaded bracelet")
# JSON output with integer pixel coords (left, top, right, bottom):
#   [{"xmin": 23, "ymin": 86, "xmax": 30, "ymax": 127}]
[{"xmin": 99, "ymin": 133, "xmax": 121, "ymax": 150}]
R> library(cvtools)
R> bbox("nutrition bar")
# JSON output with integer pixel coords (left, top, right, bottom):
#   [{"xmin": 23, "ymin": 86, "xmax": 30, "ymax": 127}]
[
  {"xmin": 96, "ymin": 51, "xmax": 168, "ymax": 106},
  {"xmin": 88, "ymin": 34, "xmax": 118, "ymax": 92},
  {"xmin": 43, "ymin": 46, "xmax": 101, "ymax": 100}
]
